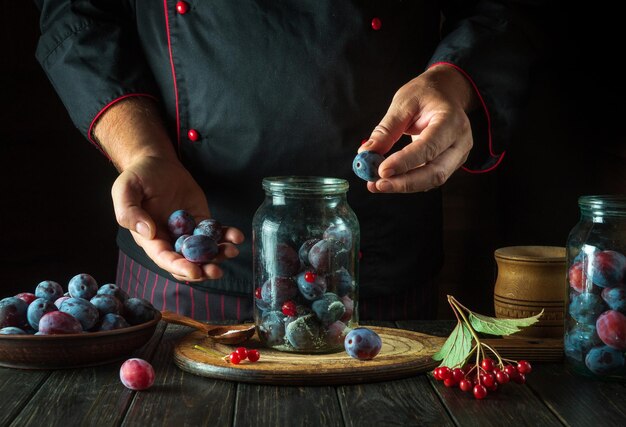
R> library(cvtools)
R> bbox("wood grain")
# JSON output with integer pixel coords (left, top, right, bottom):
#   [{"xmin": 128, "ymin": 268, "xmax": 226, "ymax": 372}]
[
  {"xmin": 338, "ymin": 376, "xmax": 455, "ymax": 427},
  {"xmin": 174, "ymin": 327, "xmax": 446, "ymax": 385}
]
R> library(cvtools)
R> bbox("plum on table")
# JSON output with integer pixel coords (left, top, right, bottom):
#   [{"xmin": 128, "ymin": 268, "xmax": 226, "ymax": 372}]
[{"xmin": 344, "ymin": 327, "xmax": 382, "ymax": 360}]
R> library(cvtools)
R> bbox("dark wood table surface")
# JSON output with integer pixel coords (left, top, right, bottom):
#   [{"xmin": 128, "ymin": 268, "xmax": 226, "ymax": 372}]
[{"xmin": 1, "ymin": 320, "xmax": 625, "ymax": 427}]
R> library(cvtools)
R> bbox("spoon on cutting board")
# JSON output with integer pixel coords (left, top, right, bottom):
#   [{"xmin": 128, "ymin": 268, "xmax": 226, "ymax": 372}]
[{"xmin": 160, "ymin": 311, "xmax": 256, "ymax": 345}]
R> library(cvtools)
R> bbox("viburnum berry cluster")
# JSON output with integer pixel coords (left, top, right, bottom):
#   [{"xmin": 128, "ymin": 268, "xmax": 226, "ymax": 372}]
[
  {"xmin": 433, "ymin": 357, "xmax": 533, "ymax": 399},
  {"xmin": 432, "ymin": 295, "xmax": 541, "ymax": 400},
  {"xmin": 223, "ymin": 347, "xmax": 261, "ymax": 365}
]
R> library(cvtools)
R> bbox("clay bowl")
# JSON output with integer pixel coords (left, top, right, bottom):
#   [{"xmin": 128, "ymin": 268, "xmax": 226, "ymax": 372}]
[{"xmin": 0, "ymin": 311, "xmax": 161, "ymax": 369}]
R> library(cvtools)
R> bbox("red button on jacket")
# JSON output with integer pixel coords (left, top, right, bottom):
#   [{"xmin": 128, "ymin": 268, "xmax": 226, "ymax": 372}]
[
  {"xmin": 176, "ymin": 1, "xmax": 189, "ymax": 15},
  {"xmin": 371, "ymin": 17, "xmax": 382, "ymax": 30},
  {"xmin": 187, "ymin": 129, "xmax": 200, "ymax": 141}
]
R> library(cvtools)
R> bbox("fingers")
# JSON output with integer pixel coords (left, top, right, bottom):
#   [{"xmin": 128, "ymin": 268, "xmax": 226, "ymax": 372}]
[
  {"xmin": 358, "ymin": 101, "xmax": 411, "ymax": 157},
  {"xmin": 372, "ymin": 138, "xmax": 471, "ymax": 193},
  {"xmin": 111, "ymin": 172, "xmax": 156, "ymax": 239},
  {"xmin": 222, "ymin": 227, "xmax": 245, "ymax": 245}
]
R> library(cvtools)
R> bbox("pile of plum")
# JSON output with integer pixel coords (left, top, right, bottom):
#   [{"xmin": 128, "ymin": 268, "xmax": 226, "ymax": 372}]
[
  {"xmin": 255, "ymin": 223, "xmax": 357, "ymax": 352},
  {"xmin": 566, "ymin": 248, "xmax": 626, "ymax": 376},
  {"xmin": 0, "ymin": 274, "xmax": 157, "ymax": 335},
  {"xmin": 168, "ymin": 210, "xmax": 222, "ymax": 263}
]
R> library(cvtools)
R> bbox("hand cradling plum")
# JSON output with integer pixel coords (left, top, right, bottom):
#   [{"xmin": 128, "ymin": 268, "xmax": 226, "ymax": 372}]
[
  {"xmin": 167, "ymin": 210, "xmax": 221, "ymax": 264},
  {"xmin": 0, "ymin": 274, "xmax": 157, "ymax": 335}
]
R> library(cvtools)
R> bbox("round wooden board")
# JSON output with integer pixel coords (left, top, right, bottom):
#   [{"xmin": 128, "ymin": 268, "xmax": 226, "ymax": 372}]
[{"xmin": 173, "ymin": 327, "xmax": 446, "ymax": 385}]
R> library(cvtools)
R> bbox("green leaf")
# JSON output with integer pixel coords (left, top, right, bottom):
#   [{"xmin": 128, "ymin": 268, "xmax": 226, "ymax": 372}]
[
  {"xmin": 432, "ymin": 322, "xmax": 473, "ymax": 368},
  {"xmin": 469, "ymin": 310, "xmax": 543, "ymax": 336}
]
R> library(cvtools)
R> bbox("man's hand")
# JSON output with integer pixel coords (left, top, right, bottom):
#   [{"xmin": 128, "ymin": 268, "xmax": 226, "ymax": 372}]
[
  {"xmin": 111, "ymin": 155, "xmax": 244, "ymax": 282},
  {"xmin": 93, "ymin": 97, "xmax": 243, "ymax": 282},
  {"xmin": 359, "ymin": 64, "xmax": 477, "ymax": 193}
]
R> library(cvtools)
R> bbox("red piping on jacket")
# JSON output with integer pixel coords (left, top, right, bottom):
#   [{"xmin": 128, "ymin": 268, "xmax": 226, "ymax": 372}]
[
  {"xmin": 428, "ymin": 61, "xmax": 505, "ymax": 173},
  {"xmin": 88, "ymin": 93, "xmax": 157, "ymax": 158},
  {"xmin": 163, "ymin": 0, "xmax": 181, "ymax": 152}
]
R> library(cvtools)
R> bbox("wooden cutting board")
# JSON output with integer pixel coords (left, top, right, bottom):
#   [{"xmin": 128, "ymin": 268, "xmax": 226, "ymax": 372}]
[{"xmin": 173, "ymin": 326, "xmax": 563, "ymax": 385}]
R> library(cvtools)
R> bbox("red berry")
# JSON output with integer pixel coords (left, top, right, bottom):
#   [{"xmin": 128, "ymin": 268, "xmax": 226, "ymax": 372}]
[
  {"xmin": 481, "ymin": 358, "xmax": 495, "ymax": 372},
  {"xmin": 481, "ymin": 372, "xmax": 495, "ymax": 388},
  {"xmin": 281, "ymin": 300, "xmax": 297, "ymax": 317},
  {"xmin": 254, "ymin": 288, "xmax": 262, "ymax": 299},
  {"xmin": 304, "ymin": 271, "xmax": 316, "ymax": 283},
  {"xmin": 503, "ymin": 365, "xmax": 518, "ymax": 377},
  {"xmin": 439, "ymin": 366, "xmax": 452, "ymax": 381},
  {"xmin": 433, "ymin": 368, "xmax": 442, "ymax": 380},
  {"xmin": 451, "ymin": 368, "xmax": 465, "ymax": 383},
  {"xmin": 496, "ymin": 371, "xmax": 510, "ymax": 384},
  {"xmin": 444, "ymin": 377, "xmax": 457, "ymax": 388},
  {"xmin": 229, "ymin": 352, "xmax": 241, "ymax": 365},
  {"xmin": 473, "ymin": 384, "xmax": 488, "ymax": 399},
  {"xmin": 459, "ymin": 379, "xmax": 473, "ymax": 392},
  {"xmin": 247, "ymin": 349, "xmax": 260, "ymax": 362},
  {"xmin": 513, "ymin": 372, "xmax": 526, "ymax": 384},
  {"xmin": 235, "ymin": 347, "xmax": 248, "ymax": 360},
  {"xmin": 517, "ymin": 360, "xmax": 532, "ymax": 375},
  {"xmin": 486, "ymin": 381, "xmax": 498, "ymax": 392}
]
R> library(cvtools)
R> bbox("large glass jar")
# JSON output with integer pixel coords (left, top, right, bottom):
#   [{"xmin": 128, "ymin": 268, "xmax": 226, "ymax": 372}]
[
  {"xmin": 565, "ymin": 195, "xmax": 626, "ymax": 379},
  {"xmin": 252, "ymin": 176, "xmax": 359, "ymax": 353}
]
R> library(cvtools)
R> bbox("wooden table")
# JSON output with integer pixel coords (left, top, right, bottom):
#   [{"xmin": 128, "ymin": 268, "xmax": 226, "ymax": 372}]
[{"xmin": 1, "ymin": 320, "xmax": 625, "ymax": 427}]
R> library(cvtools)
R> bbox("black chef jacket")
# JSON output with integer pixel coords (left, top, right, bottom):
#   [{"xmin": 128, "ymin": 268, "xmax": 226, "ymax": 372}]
[{"xmin": 34, "ymin": 0, "xmax": 542, "ymax": 299}]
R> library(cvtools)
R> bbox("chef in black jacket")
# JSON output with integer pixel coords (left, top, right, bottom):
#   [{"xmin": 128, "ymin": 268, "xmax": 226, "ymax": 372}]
[{"xmin": 34, "ymin": 1, "xmax": 542, "ymax": 320}]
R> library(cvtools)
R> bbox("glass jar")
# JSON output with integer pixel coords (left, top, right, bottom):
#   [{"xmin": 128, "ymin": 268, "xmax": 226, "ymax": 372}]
[
  {"xmin": 252, "ymin": 176, "xmax": 359, "ymax": 353},
  {"xmin": 565, "ymin": 195, "xmax": 626, "ymax": 379}
]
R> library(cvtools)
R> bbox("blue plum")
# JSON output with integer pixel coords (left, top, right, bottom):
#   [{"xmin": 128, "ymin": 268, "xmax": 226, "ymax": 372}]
[
  {"xmin": 99, "ymin": 313, "xmax": 130, "ymax": 331},
  {"xmin": 564, "ymin": 323, "xmax": 602, "ymax": 362},
  {"xmin": 352, "ymin": 150, "xmax": 384, "ymax": 181},
  {"xmin": 124, "ymin": 298, "xmax": 157, "ymax": 325},
  {"xmin": 38, "ymin": 311, "xmax": 83, "ymax": 335},
  {"xmin": 590, "ymin": 250, "xmax": 626, "ymax": 288},
  {"xmin": 308, "ymin": 239, "xmax": 348, "ymax": 274},
  {"xmin": 59, "ymin": 298, "xmax": 99, "ymax": 330},
  {"xmin": 167, "ymin": 209, "xmax": 196, "ymax": 239},
  {"xmin": 298, "ymin": 238, "xmax": 320, "ymax": 267},
  {"xmin": 97, "ymin": 283, "xmax": 130, "ymax": 303},
  {"xmin": 0, "ymin": 327, "xmax": 27, "ymax": 335},
  {"xmin": 261, "ymin": 277, "xmax": 298, "ymax": 308},
  {"xmin": 193, "ymin": 218, "xmax": 223, "ymax": 241},
  {"xmin": 285, "ymin": 314, "xmax": 321, "ymax": 350},
  {"xmin": 596, "ymin": 310, "xmax": 626, "ymax": 350},
  {"xmin": 258, "ymin": 311, "xmax": 287, "ymax": 346},
  {"xmin": 54, "ymin": 296, "xmax": 70, "ymax": 309},
  {"xmin": 270, "ymin": 243, "xmax": 301, "ymax": 277},
  {"xmin": 14, "ymin": 292, "xmax": 37, "ymax": 305},
  {"xmin": 568, "ymin": 293, "xmax": 606, "ymax": 324},
  {"xmin": 181, "ymin": 234, "xmax": 219, "ymax": 263},
  {"xmin": 27, "ymin": 298, "xmax": 58, "ymax": 330},
  {"xmin": 340, "ymin": 295, "xmax": 354, "ymax": 323},
  {"xmin": 323, "ymin": 223, "xmax": 353, "ymax": 248},
  {"xmin": 344, "ymin": 327, "xmax": 382, "ymax": 360},
  {"xmin": 174, "ymin": 234, "xmax": 190, "ymax": 254},
  {"xmin": 0, "ymin": 297, "xmax": 29, "ymax": 328},
  {"xmin": 601, "ymin": 287, "xmax": 626, "ymax": 313},
  {"xmin": 68, "ymin": 273, "xmax": 98, "ymax": 300},
  {"xmin": 326, "ymin": 267, "xmax": 354, "ymax": 297},
  {"xmin": 90, "ymin": 294, "xmax": 124, "ymax": 317},
  {"xmin": 312, "ymin": 292, "xmax": 345, "ymax": 326},
  {"xmin": 585, "ymin": 345, "xmax": 625, "ymax": 375},
  {"xmin": 325, "ymin": 321, "xmax": 348, "ymax": 346},
  {"xmin": 35, "ymin": 280, "xmax": 64, "ymax": 302},
  {"xmin": 296, "ymin": 271, "xmax": 327, "ymax": 301}
]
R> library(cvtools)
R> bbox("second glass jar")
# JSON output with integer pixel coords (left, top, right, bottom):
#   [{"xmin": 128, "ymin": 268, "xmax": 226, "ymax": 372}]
[{"xmin": 252, "ymin": 176, "xmax": 360, "ymax": 353}]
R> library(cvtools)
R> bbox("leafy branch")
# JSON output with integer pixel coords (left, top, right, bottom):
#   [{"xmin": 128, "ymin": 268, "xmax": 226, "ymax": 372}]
[{"xmin": 433, "ymin": 295, "xmax": 543, "ymax": 369}]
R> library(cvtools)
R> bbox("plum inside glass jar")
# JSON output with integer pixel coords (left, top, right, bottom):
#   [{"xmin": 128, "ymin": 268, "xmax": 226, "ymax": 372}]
[{"xmin": 252, "ymin": 177, "xmax": 360, "ymax": 353}]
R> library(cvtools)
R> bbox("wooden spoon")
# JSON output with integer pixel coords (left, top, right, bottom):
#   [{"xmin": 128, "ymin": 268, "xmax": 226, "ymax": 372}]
[{"xmin": 161, "ymin": 311, "xmax": 255, "ymax": 345}]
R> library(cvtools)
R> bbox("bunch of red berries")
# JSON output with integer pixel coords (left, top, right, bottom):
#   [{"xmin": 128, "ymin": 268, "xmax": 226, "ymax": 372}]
[
  {"xmin": 224, "ymin": 347, "xmax": 261, "ymax": 365},
  {"xmin": 432, "ymin": 358, "xmax": 532, "ymax": 399}
]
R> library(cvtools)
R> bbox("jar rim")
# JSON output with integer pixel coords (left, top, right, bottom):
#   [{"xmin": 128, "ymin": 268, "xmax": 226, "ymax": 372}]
[
  {"xmin": 494, "ymin": 246, "xmax": 566, "ymax": 263},
  {"xmin": 579, "ymin": 195, "xmax": 626, "ymax": 216},
  {"xmin": 262, "ymin": 176, "xmax": 349, "ymax": 195}
]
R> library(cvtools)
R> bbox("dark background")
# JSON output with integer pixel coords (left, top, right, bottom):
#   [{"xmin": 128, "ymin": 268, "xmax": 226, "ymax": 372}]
[{"xmin": 1, "ymin": 3, "xmax": 624, "ymax": 318}]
